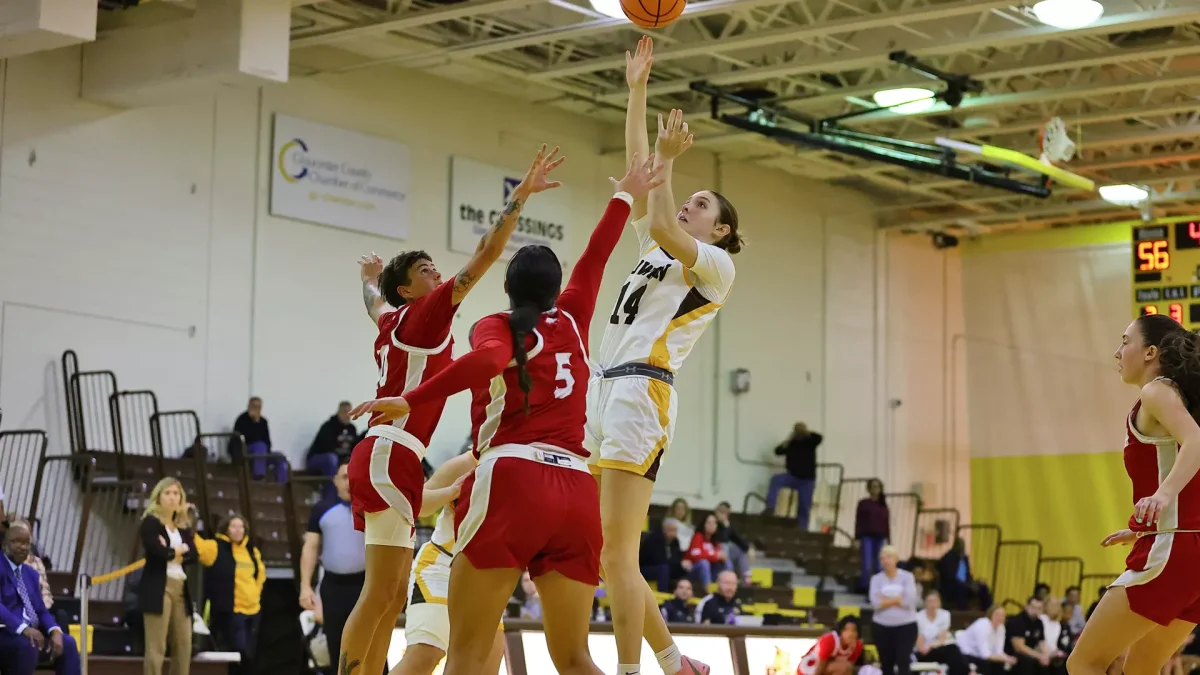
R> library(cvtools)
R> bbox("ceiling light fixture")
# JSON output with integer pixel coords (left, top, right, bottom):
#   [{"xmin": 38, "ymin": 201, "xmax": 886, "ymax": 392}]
[
  {"xmin": 872, "ymin": 87, "xmax": 937, "ymax": 114},
  {"xmin": 589, "ymin": 0, "xmax": 626, "ymax": 19},
  {"xmin": 1031, "ymin": 0, "xmax": 1104, "ymax": 29},
  {"xmin": 1099, "ymin": 184, "xmax": 1149, "ymax": 205}
]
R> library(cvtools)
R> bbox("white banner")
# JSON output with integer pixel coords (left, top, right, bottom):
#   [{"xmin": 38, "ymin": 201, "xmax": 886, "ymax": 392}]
[
  {"xmin": 449, "ymin": 156, "xmax": 572, "ymax": 261},
  {"xmin": 270, "ymin": 115, "xmax": 411, "ymax": 239},
  {"xmin": 522, "ymin": 632, "xmax": 735, "ymax": 674}
]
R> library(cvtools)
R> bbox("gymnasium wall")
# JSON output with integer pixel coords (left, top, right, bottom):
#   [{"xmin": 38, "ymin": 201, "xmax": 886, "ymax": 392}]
[
  {"xmin": 960, "ymin": 225, "xmax": 1137, "ymax": 577},
  {"xmin": 0, "ymin": 46, "xmax": 965, "ymax": 513}
]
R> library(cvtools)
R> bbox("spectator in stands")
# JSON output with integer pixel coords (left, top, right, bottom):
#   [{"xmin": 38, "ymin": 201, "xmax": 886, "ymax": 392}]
[
  {"xmin": 685, "ymin": 513, "xmax": 729, "ymax": 589},
  {"xmin": 139, "ymin": 477, "xmax": 198, "ymax": 675},
  {"xmin": 1033, "ymin": 583, "xmax": 1051, "ymax": 603},
  {"xmin": 1063, "ymin": 586, "xmax": 1085, "ymax": 637},
  {"xmin": 0, "ymin": 519, "xmax": 80, "ymax": 675},
  {"xmin": 937, "ymin": 537, "xmax": 992, "ymax": 611},
  {"xmin": 1085, "ymin": 586, "xmax": 1104, "ymax": 621},
  {"xmin": 660, "ymin": 578, "xmax": 694, "ymax": 624},
  {"xmin": 915, "ymin": 590, "xmax": 968, "ymax": 675},
  {"xmin": 306, "ymin": 402, "xmax": 358, "ymax": 480},
  {"xmin": 869, "ymin": 544, "xmax": 918, "ymax": 675},
  {"xmin": 1006, "ymin": 596, "xmax": 1050, "ymax": 675},
  {"xmin": 1039, "ymin": 596, "xmax": 1069, "ymax": 670},
  {"xmin": 517, "ymin": 571, "xmax": 543, "ymax": 620},
  {"xmin": 668, "ymin": 498, "xmax": 695, "ymax": 549},
  {"xmin": 958, "ymin": 605, "xmax": 1016, "ymax": 675},
  {"xmin": 856, "ymin": 479, "xmax": 889, "ymax": 592},
  {"xmin": 639, "ymin": 517, "xmax": 691, "ymax": 593},
  {"xmin": 231, "ymin": 397, "xmax": 286, "ymax": 483},
  {"xmin": 298, "ymin": 459, "xmax": 364, "ymax": 675},
  {"xmin": 194, "ymin": 514, "xmax": 266, "ymax": 675},
  {"xmin": 712, "ymin": 501, "xmax": 752, "ymax": 579},
  {"xmin": 695, "ymin": 570, "xmax": 742, "ymax": 625},
  {"xmin": 766, "ymin": 422, "xmax": 822, "ymax": 527}
]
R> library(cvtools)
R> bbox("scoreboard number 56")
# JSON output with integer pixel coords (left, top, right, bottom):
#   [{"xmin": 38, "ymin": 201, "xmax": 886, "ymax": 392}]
[{"xmin": 1137, "ymin": 240, "xmax": 1170, "ymax": 272}]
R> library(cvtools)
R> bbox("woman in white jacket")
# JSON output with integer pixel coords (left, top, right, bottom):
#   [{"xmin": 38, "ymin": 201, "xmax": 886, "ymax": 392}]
[{"xmin": 958, "ymin": 605, "xmax": 1018, "ymax": 675}]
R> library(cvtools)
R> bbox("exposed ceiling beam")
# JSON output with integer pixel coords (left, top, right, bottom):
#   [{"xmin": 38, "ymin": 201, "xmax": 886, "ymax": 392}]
[
  {"xmin": 528, "ymin": 0, "xmax": 1015, "ymax": 81},
  {"xmin": 598, "ymin": 7, "xmax": 1200, "ymax": 102},
  {"xmin": 290, "ymin": 0, "xmax": 540, "ymax": 49},
  {"xmin": 885, "ymin": 189, "xmax": 1200, "ymax": 230},
  {"xmin": 901, "ymin": 167, "xmax": 1200, "ymax": 204}
]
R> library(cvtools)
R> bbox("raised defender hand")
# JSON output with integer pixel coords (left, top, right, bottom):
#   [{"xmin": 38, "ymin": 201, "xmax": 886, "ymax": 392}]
[
  {"xmin": 349, "ymin": 396, "xmax": 411, "ymax": 423},
  {"xmin": 359, "ymin": 252, "xmax": 384, "ymax": 282},
  {"xmin": 610, "ymin": 152, "xmax": 666, "ymax": 200},
  {"xmin": 514, "ymin": 144, "xmax": 566, "ymax": 199},
  {"xmin": 1101, "ymin": 529, "xmax": 1137, "ymax": 547},
  {"xmin": 656, "ymin": 109, "xmax": 694, "ymax": 161},
  {"xmin": 626, "ymin": 36, "xmax": 654, "ymax": 89}
]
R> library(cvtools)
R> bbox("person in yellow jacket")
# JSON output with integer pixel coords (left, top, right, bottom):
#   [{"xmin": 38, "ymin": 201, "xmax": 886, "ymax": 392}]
[{"xmin": 194, "ymin": 515, "xmax": 266, "ymax": 675}]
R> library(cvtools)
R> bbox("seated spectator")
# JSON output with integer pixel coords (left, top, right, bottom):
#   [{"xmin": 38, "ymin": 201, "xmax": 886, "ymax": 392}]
[
  {"xmin": 232, "ymin": 397, "xmax": 286, "ymax": 483},
  {"xmin": 855, "ymin": 479, "xmax": 888, "ymax": 592},
  {"xmin": 1039, "ymin": 596, "xmax": 1069, "ymax": 672},
  {"xmin": 712, "ymin": 501, "xmax": 752, "ymax": 579},
  {"xmin": 516, "ymin": 572, "xmax": 542, "ymax": 621},
  {"xmin": 195, "ymin": 514, "xmax": 266, "ymax": 675},
  {"xmin": 1006, "ymin": 596, "xmax": 1051, "ymax": 675},
  {"xmin": 1063, "ymin": 586, "xmax": 1085, "ymax": 638},
  {"xmin": 659, "ymin": 578, "xmax": 694, "ymax": 624},
  {"xmin": 306, "ymin": 402, "xmax": 358, "ymax": 480},
  {"xmin": 695, "ymin": 570, "xmax": 742, "ymax": 625},
  {"xmin": 1033, "ymin": 583, "xmax": 1051, "ymax": 603},
  {"xmin": 915, "ymin": 590, "xmax": 968, "ymax": 675},
  {"xmin": 639, "ymin": 518, "xmax": 690, "ymax": 593},
  {"xmin": 667, "ymin": 498, "xmax": 695, "ymax": 549},
  {"xmin": 937, "ymin": 537, "xmax": 992, "ymax": 611},
  {"xmin": 1085, "ymin": 586, "xmax": 1105, "ymax": 621},
  {"xmin": 685, "ymin": 514, "xmax": 729, "ymax": 589},
  {"xmin": 0, "ymin": 519, "xmax": 80, "ymax": 675},
  {"xmin": 958, "ymin": 605, "xmax": 1016, "ymax": 675},
  {"xmin": 765, "ymin": 422, "xmax": 822, "ymax": 527},
  {"xmin": 797, "ymin": 616, "xmax": 864, "ymax": 675}
]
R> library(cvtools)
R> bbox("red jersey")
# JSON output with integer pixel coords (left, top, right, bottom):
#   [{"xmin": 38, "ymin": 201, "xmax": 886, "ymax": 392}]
[
  {"xmin": 797, "ymin": 632, "xmax": 863, "ymax": 675},
  {"xmin": 1124, "ymin": 398, "xmax": 1200, "ymax": 535},
  {"xmin": 370, "ymin": 278, "xmax": 459, "ymax": 448},
  {"xmin": 403, "ymin": 195, "xmax": 633, "ymax": 457}
]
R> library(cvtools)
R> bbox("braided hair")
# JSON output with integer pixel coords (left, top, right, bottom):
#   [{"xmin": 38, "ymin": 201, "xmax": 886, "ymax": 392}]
[{"xmin": 504, "ymin": 245, "xmax": 562, "ymax": 413}]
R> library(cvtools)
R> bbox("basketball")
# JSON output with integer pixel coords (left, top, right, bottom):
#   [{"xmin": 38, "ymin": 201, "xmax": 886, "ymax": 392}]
[{"xmin": 621, "ymin": 0, "xmax": 686, "ymax": 28}]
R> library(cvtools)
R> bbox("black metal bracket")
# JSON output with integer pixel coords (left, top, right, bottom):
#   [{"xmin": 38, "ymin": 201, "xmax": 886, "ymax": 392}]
[{"xmin": 690, "ymin": 81, "xmax": 1051, "ymax": 199}]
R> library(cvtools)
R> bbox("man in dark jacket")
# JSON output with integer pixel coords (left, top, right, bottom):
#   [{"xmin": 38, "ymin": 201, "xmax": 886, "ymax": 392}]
[
  {"xmin": 232, "ymin": 397, "xmax": 286, "ymax": 482},
  {"xmin": 305, "ymin": 402, "xmax": 358, "ymax": 478},
  {"xmin": 937, "ymin": 537, "xmax": 992, "ymax": 611},
  {"xmin": 639, "ymin": 518, "xmax": 691, "ymax": 594},
  {"xmin": 659, "ymin": 578, "xmax": 695, "ymax": 624},
  {"xmin": 766, "ymin": 422, "xmax": 823, "ymax": 528}
]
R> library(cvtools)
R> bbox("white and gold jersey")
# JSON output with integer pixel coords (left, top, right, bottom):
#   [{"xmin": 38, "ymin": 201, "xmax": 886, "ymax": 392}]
[
  {"xmin": 409, "ymin": 506, "xmax": 455, "ymax": 605},
  {"xmin": 593, "ymin": 214, "xmax": 735, "ymax": 372}
]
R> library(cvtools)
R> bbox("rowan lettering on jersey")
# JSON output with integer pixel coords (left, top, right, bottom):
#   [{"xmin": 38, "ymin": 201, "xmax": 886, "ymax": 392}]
[{"xmin": 632, "ymin": 260, "xmax": 671, "ymax": 282}]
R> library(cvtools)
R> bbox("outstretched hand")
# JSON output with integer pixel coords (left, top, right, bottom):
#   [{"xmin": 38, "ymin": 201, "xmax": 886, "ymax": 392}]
[
  {"xmin": 359, "ymin": 253, "xmax": 384, "ymax": 282},
  {"xmin": 1101, "ymin": 529, "xmax": 1137, "ymax": 547},
  {"xmin": 515, "ymin": 144, "xmax": 566, "ymax": 198},
  {"xmin": 656, "ymin": 109, "xmax": 694, "ymax": 161},
  {"xmin": 626, "ymin": 36, "xmax": 654, "ymax": 89},
  {"xmin": 349, "ymin": 396, "xmax": 411, "ymax": 423},
  {"xmin": 610, "ymin": 152, "xmax": 665, "ymax": 200}
]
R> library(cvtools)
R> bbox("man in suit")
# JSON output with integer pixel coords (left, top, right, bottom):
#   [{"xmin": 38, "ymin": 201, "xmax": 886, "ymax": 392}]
[{"xmin": 0, "ymin": 520, "xmax": 80, "ymax": 675}]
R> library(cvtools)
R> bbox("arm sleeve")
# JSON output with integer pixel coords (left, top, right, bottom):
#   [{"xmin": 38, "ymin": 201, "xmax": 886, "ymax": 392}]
[
  {"xmin": 404, "ymin": 317, "xmax": 512, "ymax": 408},
  {"xmin": 34, "ymin": 573, "xmax": 58, "ymax": 632},
  {"xmin": 855, "ymin": 500, "xmax": 867, "ymax": 539},
  {"xmin": 631, "ymin": 213, "xmax": 655, "ymax": 255},
  {"xmin": 557, "ymin": 195, "xmax": 633, "ymax": 331},
  {"xmin": 140, "ymin": 518, "xmax": 175, "ymax": 562},
  {"xmin": 688, "ymin": 242, "xmax": 736, "ymax": 303},
  {"xmin": 194, "ymin": 534, "xmax": 218, "ymax": 567},
  {"xmin": 817, "ymin": 634, "xmax": 835, "ymax": 660},
  {"xmin": 685, "ymin": 533, "xmax": 704, "ymax": 561},
  {"xmin": 902, "ymin": 571, "xmax": 919, "ymax": 610},
  {"xmin": 868, "ymin": 573, "xmax": 882, "ymax": 608},
  {"xmin": 397, "ymin": 279, "xmax": 459, "ymax": 348},
  {"xmin": 306, "ymin": 503, "xmax": 325, "ymax": 534},
  {"xmin": 0, "ymin": 592, "xmax": 24, "ymax": 635}
]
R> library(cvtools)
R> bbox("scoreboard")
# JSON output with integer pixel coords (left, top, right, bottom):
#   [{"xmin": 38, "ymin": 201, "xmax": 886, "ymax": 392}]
[{"xmin": 1132, "ymin": 219, "xmax": 1200, "ymax": 327}]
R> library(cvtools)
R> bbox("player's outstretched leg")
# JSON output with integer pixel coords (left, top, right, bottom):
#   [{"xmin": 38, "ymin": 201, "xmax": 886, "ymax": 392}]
[
  {"xmin": 339, "ymin": 545, "xmax": 413, "ymax": 675},
  {"xmin": 442, "ymin": 557, "xmax": 520, "ymax": 675},
  {"xmin": 534, "ymin": 570, "xmax": 604, "ymax": 675}
]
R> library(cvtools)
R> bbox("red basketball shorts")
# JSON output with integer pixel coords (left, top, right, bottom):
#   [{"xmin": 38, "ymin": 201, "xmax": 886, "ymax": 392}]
[
  {"xmin": 1116, "ymin": 530, "xmax": 1200, "ymax": 625},
  {"xmin": 454, "ymin": 444, "xmax": 601, "ymax": 585},
  {"xmin": 348, "ymin": 429, "xmax": 426, "ymax": 549}
]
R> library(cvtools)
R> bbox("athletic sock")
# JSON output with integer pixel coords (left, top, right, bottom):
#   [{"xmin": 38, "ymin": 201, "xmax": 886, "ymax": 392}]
[
  {"xmin": 656, "ymin": 644, "xmax": 682, "ymax": 675},
  {"xmin": 618, "ymin": 664, "xmax": 641, "ymax": 675}
]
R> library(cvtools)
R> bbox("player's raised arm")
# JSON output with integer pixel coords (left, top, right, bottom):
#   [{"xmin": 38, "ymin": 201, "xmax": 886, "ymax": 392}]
[
  {"xmin": 626, "ymin": 36, "xmax": 654, "ymax": 221},
  {"xmin": 449, "ymin": 145, "xmax": 565, "ymax": 306},
  {"xmin": 359, "ymin": 253, "xmax": 391, "ymax": 325},
  {"xmin": 647, "ymin": 108, "xmax": 699, "ymax": 267}
]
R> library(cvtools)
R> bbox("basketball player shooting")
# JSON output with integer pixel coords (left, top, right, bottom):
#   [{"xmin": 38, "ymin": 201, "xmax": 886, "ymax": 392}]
[{"xmin": 336, "ymin": 144, "xmax": 564, "ymax": 675}]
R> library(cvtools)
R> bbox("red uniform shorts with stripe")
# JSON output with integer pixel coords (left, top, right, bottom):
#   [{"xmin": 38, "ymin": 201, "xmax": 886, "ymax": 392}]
[
  {"xmin": 1116, "ymin": 531, "xmax": 1200, "ymax": 625},
  {"xmin": 347, "ymin": 434, "xmax": 425, "ymax": 549},
  {"xmin": 453, "ymin": 445, "xmax": 601, "ymax": 585}
]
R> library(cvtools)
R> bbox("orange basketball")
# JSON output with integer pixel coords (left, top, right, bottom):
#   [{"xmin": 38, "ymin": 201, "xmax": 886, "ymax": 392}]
[{"xmin": 621, "ymin": 0, "xmax": 686, "ymax": 28}]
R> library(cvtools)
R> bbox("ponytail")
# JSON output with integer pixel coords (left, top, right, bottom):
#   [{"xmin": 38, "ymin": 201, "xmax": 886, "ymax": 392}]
[{"xmin": 508, "ymin": 304, "xmax": 541, "ymax": 414}]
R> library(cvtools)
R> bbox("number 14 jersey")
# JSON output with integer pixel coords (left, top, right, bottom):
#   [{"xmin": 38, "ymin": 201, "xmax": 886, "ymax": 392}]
[{"xmin": 593, "ymin": 214, "xmax": 736, "ymax": 373}]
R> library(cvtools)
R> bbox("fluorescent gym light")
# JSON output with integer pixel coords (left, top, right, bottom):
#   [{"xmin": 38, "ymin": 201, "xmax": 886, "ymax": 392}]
[
  {"xmin": 590, "ymin": 0, "xmax": 626, "ymax": 19},
  {"xmin": 1099, "ymin": 184, "xmax": 1149, "ymax": 205},
  {"xmin": 872, "ymin": 87, "xmax": 936, "ymax": 114},
  {"xmin": 1032, "ymin": 0, "xmax": 1104, "ymax": 29}
]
